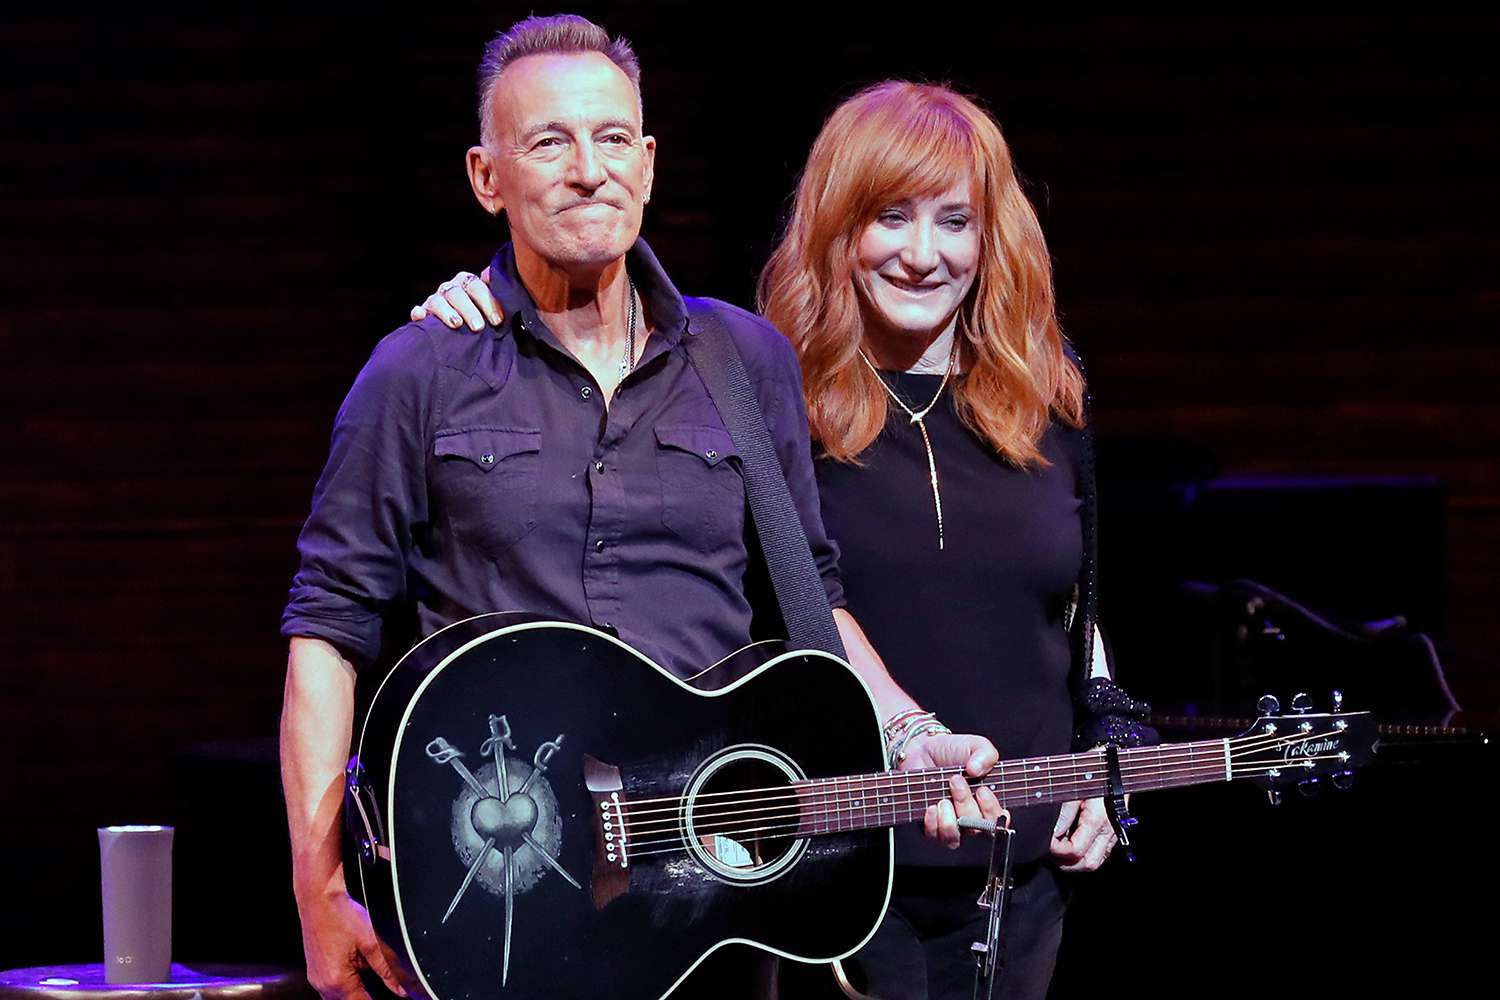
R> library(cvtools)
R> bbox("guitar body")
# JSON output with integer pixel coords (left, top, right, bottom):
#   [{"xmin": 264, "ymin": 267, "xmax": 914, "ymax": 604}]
[{"xmin": 351, "ymin": 613, "xmax": 892, "ymax": 1000}]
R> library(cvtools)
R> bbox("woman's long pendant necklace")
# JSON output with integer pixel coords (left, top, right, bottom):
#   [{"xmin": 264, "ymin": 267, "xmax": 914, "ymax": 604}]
[{"xmin": 858, "ymin": 340, "xmax": 959, "ymax": 550}]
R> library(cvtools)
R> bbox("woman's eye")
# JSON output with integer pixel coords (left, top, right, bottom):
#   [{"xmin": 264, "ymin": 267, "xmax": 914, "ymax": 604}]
[
  {"xmin": 943, "ymin": 216, "xmax": 971, "ymax": 230},
  {"xmin": 878, "ymin": 210, "xmax": 906, "ymax": 225}
]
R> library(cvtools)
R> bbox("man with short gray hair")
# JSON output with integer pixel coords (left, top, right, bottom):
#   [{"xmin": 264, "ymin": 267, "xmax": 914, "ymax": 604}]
[
  {"xmin": 280, "ymin": 14, "xmax": 1001, "ymax": 1000},
  {"xmin": 476, "ymin": 13, "xmax": 644, "ymax": 148}
]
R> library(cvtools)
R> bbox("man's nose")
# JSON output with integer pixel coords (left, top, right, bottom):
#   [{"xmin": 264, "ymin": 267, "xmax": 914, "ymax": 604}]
[
  {"xmin": 567, "ymin": 141, "xmax": 608, "ymax": 191},
  {"xmin": 899, "ymin": 221, "xmax": 940, "ymax": 274}
]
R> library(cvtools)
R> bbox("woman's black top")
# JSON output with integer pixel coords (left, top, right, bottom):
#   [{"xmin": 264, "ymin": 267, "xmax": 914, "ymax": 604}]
[{"xmin": 815, "ymin": 372, "xmax": 1085, "ymax": 867}]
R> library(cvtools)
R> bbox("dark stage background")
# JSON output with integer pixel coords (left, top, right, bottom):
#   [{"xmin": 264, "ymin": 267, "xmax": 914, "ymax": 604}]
[{"xmin": 3, "ymin": 7, "xmax": 1497, "ymax": 996}]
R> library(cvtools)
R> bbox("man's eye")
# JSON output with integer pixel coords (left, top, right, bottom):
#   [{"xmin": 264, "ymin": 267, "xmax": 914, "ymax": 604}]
[
  {"xmin": 534, "ymin": 137, "xmax": 561, "ymax": 149},
  {"xmin": 601, "ymin": 133, "xmax": 631, "ymax": 145}
]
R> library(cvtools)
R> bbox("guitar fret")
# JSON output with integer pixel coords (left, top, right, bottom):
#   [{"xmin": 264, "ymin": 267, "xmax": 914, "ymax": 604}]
[
  {"xmin": 841, "ymin": 775, "xmax": 850, "ymax": 832},
  {"xmin": 829, "ymin": 776, "xmax": 838, "ymax": 833}
]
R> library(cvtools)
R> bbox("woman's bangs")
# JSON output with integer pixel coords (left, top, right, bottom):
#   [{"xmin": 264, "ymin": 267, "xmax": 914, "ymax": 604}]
[{"xmin": 855, "ymin": 105, "xmax": 979, "ymax": 216}]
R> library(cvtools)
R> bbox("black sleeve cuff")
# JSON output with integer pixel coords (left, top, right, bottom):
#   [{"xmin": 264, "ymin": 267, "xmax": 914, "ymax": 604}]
[{"xmin": 1074, "ymin": 676, "xmax": 1161, "ymax": 749}]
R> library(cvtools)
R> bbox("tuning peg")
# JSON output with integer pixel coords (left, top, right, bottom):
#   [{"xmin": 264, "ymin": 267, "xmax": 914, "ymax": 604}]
[
  {"xmin": 1291, "ymin": 692, "xmax": 1313, "ymax": 714},
  {"xmin": 1332, "ymin": 770, "xmax": 1355, "ymax": 791},
  {"xmin": 1298, "ymin": 777, "xmax": 1320, "ymax": 798},
  {"xmin": 1257, "ymin": 694, "xmax": 1281, "ymax": 715},
  {"xmin": 1266, "ymin": 789, "xmax": 1282, "ymax": 807},
  {"xmin": 1331, "ymin": 689, "xmax": 1344, "ymax": 711}
]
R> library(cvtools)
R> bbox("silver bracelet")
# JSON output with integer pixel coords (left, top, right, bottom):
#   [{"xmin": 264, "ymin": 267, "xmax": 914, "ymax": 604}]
[{"xmin": 888, "ymin": 716, "xmax": 952, "ymax": 767}]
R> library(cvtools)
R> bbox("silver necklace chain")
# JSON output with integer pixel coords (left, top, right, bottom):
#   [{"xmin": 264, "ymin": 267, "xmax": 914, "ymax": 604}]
[
  {"xmin": 858, "ymin": 339, "xmax": 960, "ymax": 550},
  {"xmin": 618, "ymin": 273, "xmax": 638, "ymax": 384}
]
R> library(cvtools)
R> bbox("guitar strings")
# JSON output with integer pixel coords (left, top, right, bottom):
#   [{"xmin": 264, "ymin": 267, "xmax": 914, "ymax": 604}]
[
  {"xmin": 617, "ymin": 764, "xmax": 1229, "ymax": 843},
  {"xmin": 615, "ymin": 728, "xmax": 1340, "ymax": 829},
  {"xmin": 617, "ymin": 741, "xmax": 1322, "ymax": 834},
  {"xmin": 614, "ymin": 732, "xmax": 1343, "ymax": 843},
  {"xmin": 615, "ymin": 757, "xmax": 1345, "ymax": 861},
  {"xmin": 613, "ymin": 727, "xmax": 1336, "ymax": 814},
  {"xmin": 621, "ymin": 757, "xmax": 1336, "ymax": 853},
  {"xmin": 606, "ymin": 739, "xmax": 1340, "ymax": 853}
]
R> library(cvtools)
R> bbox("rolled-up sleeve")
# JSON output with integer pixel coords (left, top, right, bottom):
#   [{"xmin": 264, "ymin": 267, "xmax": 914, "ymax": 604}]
[{"xmin": 280, "ymin": 327, "xmax": 436, "ymax": 667}]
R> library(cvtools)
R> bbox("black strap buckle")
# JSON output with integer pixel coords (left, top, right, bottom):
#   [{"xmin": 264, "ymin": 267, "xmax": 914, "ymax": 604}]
[{"xmin": 1103, "ymin": 744, "xmax": 1138, "ymax": 862}]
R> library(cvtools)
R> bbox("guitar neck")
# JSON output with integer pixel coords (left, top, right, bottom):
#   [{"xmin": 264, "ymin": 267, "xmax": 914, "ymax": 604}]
[{"xmin": 793, "ymin": 739, "xmax": 1234, "ymax": 836}]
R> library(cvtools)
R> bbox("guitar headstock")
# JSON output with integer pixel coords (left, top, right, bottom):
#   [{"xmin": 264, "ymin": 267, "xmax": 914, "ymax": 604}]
[{"xmin": 1232, "ymin": 692, "xmax": 1379, "ymax": 797}]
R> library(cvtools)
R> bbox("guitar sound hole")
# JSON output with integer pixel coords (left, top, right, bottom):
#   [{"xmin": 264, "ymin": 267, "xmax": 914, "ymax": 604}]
[{"xmin": 682, "ymin": 745, "xmax": 808, "ymax": 885}]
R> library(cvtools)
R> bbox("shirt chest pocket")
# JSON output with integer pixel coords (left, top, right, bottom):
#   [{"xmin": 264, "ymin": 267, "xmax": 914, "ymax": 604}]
[
  {"xmin": 433, "ymin": 427, "xmax": 541, "ymax": 559},
  {"xmin": 655, "ymin": 424, "xmax": 745, "ymax": 555}
]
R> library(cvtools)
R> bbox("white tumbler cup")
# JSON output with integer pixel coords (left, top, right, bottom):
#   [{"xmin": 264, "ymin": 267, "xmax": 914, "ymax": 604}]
[{"xmin": 98, "ymin": 825, "xmax": 174, "ymax": 984}]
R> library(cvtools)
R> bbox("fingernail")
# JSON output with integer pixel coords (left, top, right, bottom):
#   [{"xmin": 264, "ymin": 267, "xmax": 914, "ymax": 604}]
[{"xmin": 470, "ymin": 320, "xmax": 482, "ymax": 331}]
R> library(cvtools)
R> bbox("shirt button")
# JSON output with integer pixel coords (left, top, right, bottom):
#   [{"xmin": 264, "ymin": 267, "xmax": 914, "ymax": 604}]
[
  {"xmin": 480, "ymin": 452, "xmax": 495, "ymax": 466},
  {"xmin": 595, "ymin": 539, "xmax": 606, "ymax": 552},
  {"xmin": 580, "ymin": 386, "xmax": 593, "ymax": 399},
  {"xmin": 594, "ymin": 460, "xmax": 605, "ymax": 473},
  {"xmin": 705, "ymin": 449, "xmax": 717, "ymax": 460}
]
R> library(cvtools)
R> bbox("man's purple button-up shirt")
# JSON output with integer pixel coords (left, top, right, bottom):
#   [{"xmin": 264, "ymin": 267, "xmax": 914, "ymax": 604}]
[{"xmin": 281, "ymin": 239, "xmax": 843, "ymax": 678}]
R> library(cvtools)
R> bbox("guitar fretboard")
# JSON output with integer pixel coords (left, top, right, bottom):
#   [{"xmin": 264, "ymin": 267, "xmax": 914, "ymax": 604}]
[{"xmin": 792, "ymin": 739, "xmax": 1234, "ymax": 836}]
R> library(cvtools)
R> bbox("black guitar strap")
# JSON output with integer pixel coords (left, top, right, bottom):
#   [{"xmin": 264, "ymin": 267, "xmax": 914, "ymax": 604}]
[{"xmin": 681, "ymin": 299, "xmax": 847, "ymax": 660}]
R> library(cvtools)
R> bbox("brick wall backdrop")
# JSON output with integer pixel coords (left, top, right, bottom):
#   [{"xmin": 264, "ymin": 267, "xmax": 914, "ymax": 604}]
[{"xmin": 2, "ymin": 7, "xmax": 1494, "ymax": 986}]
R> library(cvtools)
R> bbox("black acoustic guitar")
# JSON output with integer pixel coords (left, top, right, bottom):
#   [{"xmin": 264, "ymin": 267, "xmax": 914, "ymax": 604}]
[{"xmin": 345, "ymin": 613, "xmax": 1377, "ymax": 1000}]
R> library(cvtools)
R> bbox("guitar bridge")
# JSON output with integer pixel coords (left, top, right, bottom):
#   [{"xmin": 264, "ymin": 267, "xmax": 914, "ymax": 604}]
[
  {"xmin": 600, "ymin": 793, "xmax": 630, "ymax": 869},
  {"xmin": 583, "ymin": 753, "xmax": 632, "ymax": 909}
]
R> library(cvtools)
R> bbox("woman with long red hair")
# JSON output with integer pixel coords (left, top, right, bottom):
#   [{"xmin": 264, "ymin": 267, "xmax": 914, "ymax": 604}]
[
  {"xmin": 761, "ymin": 80, "xmax": 1143, "ymax": 1000},
  {"xmin": 416, "ymin": 79, "xmax": 1153, "ymax": 1000}
]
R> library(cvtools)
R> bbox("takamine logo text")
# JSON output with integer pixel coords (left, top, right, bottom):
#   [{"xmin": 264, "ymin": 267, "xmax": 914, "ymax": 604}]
[{"xmin": 1283, "ymin": 737, "xmax": 1340, "ymax": 760}]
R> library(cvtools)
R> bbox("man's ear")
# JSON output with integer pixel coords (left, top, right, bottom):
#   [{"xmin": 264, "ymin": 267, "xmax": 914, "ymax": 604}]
[
  {"xmin": 640, "ymin": 134, "xmax": 656, "ymax": 205},
  {"xmin": 466, "ymin": 146, "xmax": 505, "ymax": 216}
]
